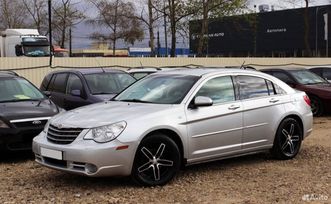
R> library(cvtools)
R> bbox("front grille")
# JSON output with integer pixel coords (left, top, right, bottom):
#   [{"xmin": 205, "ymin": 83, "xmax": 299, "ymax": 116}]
[
  {"xmin": 47, "ymin": 124, "xmax": 83, "ymax": 144},
  {"xmin": 13, "ymin": 120, "xmax": 48, "ymax": 128}
]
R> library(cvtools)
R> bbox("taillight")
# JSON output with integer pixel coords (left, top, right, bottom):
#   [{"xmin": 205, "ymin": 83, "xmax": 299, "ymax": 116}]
[{"xmin": 303, "ymin": 95, "xmax": 311, "ymax": 107}]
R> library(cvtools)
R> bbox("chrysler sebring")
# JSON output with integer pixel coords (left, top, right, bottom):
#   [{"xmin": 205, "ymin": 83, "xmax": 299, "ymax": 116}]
[{"xmin": 33, "ymin": 68, "xmax": 313, "ymax": 186}]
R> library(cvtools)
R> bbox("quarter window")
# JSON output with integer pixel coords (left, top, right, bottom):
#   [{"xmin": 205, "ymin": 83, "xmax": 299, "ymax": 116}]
[
  {"xmin": 237, "ymin": 76, "xmax": 269, "ymax": 100},
  {"xmin": 196, "ymin": 76, "xmax": 235, "ymax": 104}
]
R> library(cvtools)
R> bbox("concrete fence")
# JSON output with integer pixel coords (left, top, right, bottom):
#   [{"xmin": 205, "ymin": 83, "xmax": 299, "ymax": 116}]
[{"xmin": 1, "ymin": 57, "xmax": 331, "ymax": 86}]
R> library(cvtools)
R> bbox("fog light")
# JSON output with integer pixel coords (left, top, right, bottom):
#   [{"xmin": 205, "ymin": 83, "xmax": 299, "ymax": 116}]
[{"xmin": 86, "ymin": 163, "xmax": 98, "ymax": 174}]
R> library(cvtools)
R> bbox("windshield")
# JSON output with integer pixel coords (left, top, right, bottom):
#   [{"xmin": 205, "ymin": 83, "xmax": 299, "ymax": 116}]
[
  {"xmin": 23, "ymin": 46, "xmax": 50, "ymax": 57},
  {"xmin": 84, "ymin": 73, "xmax": 136, "ymax": 95},
  {"xmin": 289, "ymin": 70, "xmax": 329, "ymax": 85},
  {"xmin": 115, "ymin": 74, "xmax": 199, "ymax": 104},
  {"xmin": 0, "ymin": 78, "xmax": 45, "ymax": 102}
]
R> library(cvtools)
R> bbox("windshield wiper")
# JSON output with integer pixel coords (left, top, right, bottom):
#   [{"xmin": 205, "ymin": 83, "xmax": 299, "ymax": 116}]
[
  {"xmin": 93, "ymin": 92, "xmax": 114, "ymax": 95},
  {"xmin": 118, "ymin": 99, "xmax": 153, "ymax": 103},
  {"xmin": 0, "ymin": 98, "xmax": 42, "ymax": 103},
  {"xmin": 306, "ymin": 82, "xmax": 328, "ymax": 85}
]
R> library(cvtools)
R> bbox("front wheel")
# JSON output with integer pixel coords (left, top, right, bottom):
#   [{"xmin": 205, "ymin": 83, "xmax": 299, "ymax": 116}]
[
  {"xmin": 271, "ymin": 118, "xmax": 303, "ymax": 160},
  {"xmin": 131, "ymin": 134, "xmax": 181, "ymax": 186}
]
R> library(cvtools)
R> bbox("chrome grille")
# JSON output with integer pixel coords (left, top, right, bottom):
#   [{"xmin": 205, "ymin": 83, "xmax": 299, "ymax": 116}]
[{"xmin": 47, "ymin": 124, "xmax": 83, "ymax": 144}]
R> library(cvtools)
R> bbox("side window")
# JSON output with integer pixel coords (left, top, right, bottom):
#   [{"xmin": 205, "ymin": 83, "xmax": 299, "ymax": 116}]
[
  {"xmin": 273, "ymin": 72, "xmax": 295, "ymax": 84},
  {"xmin": 40, "ymin": 74, "xmax": 52, "ymax": 91},
  {"xmin": 48, "ymin": 73, "xmax": 68, "ymax": 93},
  {"xmin": 237, "ymin": 76, "xmax": 269, "ymax": 100},
  {"xmin": 66, "ymin": 74, "xmax": 83, "ymax": 94},
  {"xmin": 196, "ymin": 76, "xmax": 235, "ymax": 104}
]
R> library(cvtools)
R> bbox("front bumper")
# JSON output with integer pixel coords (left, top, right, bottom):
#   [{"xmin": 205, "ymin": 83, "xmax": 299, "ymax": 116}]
[
  {"xmin": 0, "ymin": 127, "xmax": 43, "ymax": 151},
  {"xmin": 32, "ymin": 131, "xmax": 137, "ymax": 177}
]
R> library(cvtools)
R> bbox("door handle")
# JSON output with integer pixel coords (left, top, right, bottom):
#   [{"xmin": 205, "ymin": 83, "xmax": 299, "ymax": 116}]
[
  {"xmin": 269, "ymin": 98, "xmax": 279, "ymax": 103},
  {"xmin": 228, "ymin": 104, "xmax": 240, "ymax": 110}
]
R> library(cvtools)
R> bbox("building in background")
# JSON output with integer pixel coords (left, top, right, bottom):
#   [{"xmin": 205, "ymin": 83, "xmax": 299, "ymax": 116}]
[{"xmin": 190, "ymin": 5, "xmax": 331, "ymax": 57}]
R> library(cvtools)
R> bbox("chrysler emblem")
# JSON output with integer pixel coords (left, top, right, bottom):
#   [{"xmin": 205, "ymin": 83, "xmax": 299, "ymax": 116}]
[{"xmin": 32, "ymin": 120, "xmax": 42, "ymax": 125}]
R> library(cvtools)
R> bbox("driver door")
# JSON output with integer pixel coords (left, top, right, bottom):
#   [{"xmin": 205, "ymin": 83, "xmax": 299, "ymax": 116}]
[{"xmin": 185, "ymin": 75, "xmax": 243, "ymax": 163}]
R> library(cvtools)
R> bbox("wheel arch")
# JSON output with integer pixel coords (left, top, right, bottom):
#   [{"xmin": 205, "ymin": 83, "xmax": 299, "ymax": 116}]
[{"xmin": 279, "ymin": 114, "xmax": 304, "ymax": 139}]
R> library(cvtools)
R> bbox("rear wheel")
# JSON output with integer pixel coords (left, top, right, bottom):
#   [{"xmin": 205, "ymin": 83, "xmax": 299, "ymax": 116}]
[
  {"xmin": 271, "ymin": 118, "xmax": 302, "ymax": 160},
  {"xmin": 132, "ymin": 133, "xmax": 181, "ymax": 186},
  {"xmin": 310, "ymin": 96, "xmax": 324, "ymax": 116}
]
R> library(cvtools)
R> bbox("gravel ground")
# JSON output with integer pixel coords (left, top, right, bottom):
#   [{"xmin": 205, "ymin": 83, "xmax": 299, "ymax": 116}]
[{"xmin": 0, "ymin": 117, "xmax": 330, "ymax": 204}]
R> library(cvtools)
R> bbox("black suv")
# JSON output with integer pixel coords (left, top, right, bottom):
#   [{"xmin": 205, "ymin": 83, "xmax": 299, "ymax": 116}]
[
  {"xmin": 40, "ymin": 68, "xmax": 136, "ymax": 110},
  {"xmin": 0, "ymin": 71, "xmax": 60, "ymax": 151}
]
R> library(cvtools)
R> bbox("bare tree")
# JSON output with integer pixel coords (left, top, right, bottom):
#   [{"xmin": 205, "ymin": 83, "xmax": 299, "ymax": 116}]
[
  {"xmin": 136, "ymin": 0, "xmax": 162, "ymax": 56},
  {"xmin": 52, "ymin": 0, "xmax": 85, "ymax": 48},
  {"xmin": 22, "ymin": 0, "xmax": 48, "ymax": 35},
  {"xmin": 0, "ymin": 0, "xmax": 27, "ymax": 30},
  {"xmin": 87, "ymin": 0, "xmax": 144, "ymax": 55}
]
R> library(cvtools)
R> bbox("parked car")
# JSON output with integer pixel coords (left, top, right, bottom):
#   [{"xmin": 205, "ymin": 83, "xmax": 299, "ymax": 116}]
[
  {"xmin": 33, "ymin": 68, "xmax": 312, "ymax": 186},
  {"xmin": 0, "ymin": 71, "xmax": 60, "ymax": 151},
  {"xmin": 40, "ymin": 68, "xmax": 136, "ymax": 110},
  {"xmin": 127, "ymin": 67, "xmax": 160, "ymax": 80},
  {"xmin": 309, "ymin": 67, "xmax": 331, "ymax": 82},
  {"xmin": 261, "ymin": 68, "xmax": 331, "ymax": 116}
]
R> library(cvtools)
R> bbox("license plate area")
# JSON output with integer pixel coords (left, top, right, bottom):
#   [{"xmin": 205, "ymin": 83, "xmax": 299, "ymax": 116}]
[{"xmin": 40, "ymin": 147, "xmax": 63, "ymax": 160}]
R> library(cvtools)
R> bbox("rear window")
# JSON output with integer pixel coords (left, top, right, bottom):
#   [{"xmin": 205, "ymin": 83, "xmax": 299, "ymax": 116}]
[
  {"xmin": 237, "ymin": 75, "xmax": 269, "ymax": 100},
  {"xmin": 40, "ymin": 74, "xmax": 52, "ymax": 91}
]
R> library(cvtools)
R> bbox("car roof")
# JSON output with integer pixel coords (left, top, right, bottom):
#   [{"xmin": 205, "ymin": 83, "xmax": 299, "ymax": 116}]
[
  {"xmin": 48, "ymin": 68, "xmax": 127, "ymax": 75},
  {"xmin": 127, "ymin": 68, "xmax": 160, "ymax": 73},
  {"xmin": 153, "ymin": 67, "xmax": 261, "ymax": 77},
  {"xmin": 260, "ymin": 67, "xmax": 308, "ymax": 72},
  {"xmin": 0, "ymin": 71, "xmax": 19, "ymax": 77}
]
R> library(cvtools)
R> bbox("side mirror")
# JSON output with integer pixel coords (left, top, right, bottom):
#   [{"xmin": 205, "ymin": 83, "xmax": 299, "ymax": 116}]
[
  {"xmin": 43, "ymin": 91, "xmax": 51, "ymax": 97},
  {"xmin": 193, "ymin": 96, "xmax": 213, "ymax": 108},
  {"xmin": 15, "ymin": 45, "xmax": 23, "ymax": 56},
  {"xmin": 71, "ymin": 89, "xmax": 82, "ymax": 97}
]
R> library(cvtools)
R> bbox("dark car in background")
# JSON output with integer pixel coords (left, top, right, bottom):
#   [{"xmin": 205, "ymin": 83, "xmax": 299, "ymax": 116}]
[
  {"xmin": 261, "ymin": 68, "xmax": 331, "ymax": 116},
  {"xmin": 0, "ymin": 71, "xmax": 59, "ymax": 151},
  {"xmin": 40, "ymin": 68, "xmax": 136, "ymax": 110},
  {"xmin": 127, "ymin": 67, "xmax": 160, "ymax": 80},
  {"xmin": 309, "ymin": 67, "xmax": 331, "ymax": 82}
]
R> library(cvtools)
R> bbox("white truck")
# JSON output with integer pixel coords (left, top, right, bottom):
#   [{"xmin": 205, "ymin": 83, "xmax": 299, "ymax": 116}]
[{"xmin": 0, "ymin": 29, "xmax": 50, "ymax": 57}]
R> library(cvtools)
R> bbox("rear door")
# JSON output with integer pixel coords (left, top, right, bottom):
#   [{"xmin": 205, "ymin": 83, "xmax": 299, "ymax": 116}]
[
  {"xmin": 186, "ymin": 75, "xmax": 243, "ymax": 163},
  {"xmin": 47, "ymin": 73, "xmax": 68, "ymax": 108},
  {"xmin": 236, "ymin": 75, "xmax": 287, "ymax": 150}
]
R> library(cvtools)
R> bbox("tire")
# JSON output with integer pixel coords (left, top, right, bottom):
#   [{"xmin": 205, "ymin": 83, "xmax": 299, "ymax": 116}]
[
  {"xmin": 271, "ymin": 118, "xmax": 303, "ymax": 160},
  {"xmin": 310, "ymin": 96, "xmax": 324, "ymax": 116},
  {"xmin": 131, "ymin": 133, "xmax": 181, "ymax": 186}
]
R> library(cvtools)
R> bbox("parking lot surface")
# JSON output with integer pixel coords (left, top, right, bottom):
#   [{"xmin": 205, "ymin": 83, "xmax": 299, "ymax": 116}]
[{"xmin": 0, "ymin": 118, "xmax": 330, "ymax": 204}]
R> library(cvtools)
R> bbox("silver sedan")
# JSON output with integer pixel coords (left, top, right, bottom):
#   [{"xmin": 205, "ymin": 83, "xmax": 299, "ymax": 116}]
[{"xmin": 33, "ymin": 68, "xmax": 313, "ymax": 186}]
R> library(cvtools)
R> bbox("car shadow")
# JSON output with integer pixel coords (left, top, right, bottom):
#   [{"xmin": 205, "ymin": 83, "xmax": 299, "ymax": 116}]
[{"xmin": 0, "ymin": 150, "xmax": 34, "ymax": 163}]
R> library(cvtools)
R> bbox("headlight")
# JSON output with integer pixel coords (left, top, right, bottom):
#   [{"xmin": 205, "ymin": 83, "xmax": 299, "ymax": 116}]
[
  {"xmin": 0, "ymin": 119, "xmax": 9, "ymax": 128},
  {"xmin": 84, "ymin": 121, "xmax": 126, "ymax": 143}
]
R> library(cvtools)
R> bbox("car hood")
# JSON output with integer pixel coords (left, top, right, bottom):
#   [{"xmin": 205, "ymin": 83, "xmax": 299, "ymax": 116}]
[
  {"xmin": 0, "ymin": 99, "xmax": 59, "ymax": 121},
  {"xmin": 50, "ymin": 101, "xmax": 177, "ymax": 129},
  {"xmin": 93, "ymin": 94, "xmax": 117, "ymax": 101}
]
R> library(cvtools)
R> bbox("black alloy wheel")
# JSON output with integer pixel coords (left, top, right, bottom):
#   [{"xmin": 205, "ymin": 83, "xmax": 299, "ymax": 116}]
[
  {"xmin": 271, "ymin": 118, "xmax": 303, "ymax": 160},
  {"xmin": 132, "ymin": 133, "xmax": 181, "ymax": 186}
]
